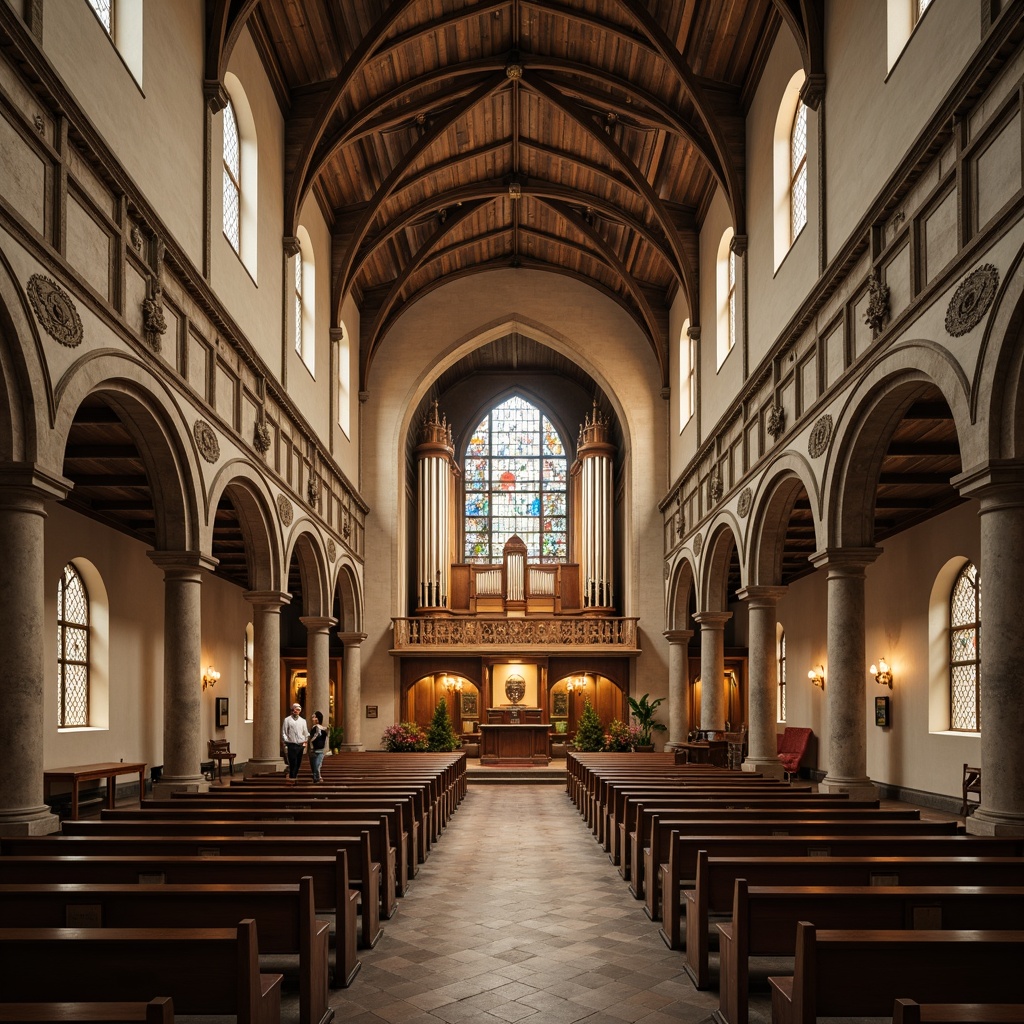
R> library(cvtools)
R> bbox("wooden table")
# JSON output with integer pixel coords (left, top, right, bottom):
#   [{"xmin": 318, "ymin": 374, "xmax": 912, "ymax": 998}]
[
  {"xmin": 43, "ymin": 762, "xmax": 146, "ymax": 820},
  {"xmin": 675, "ymin": 741, "xmax": 728, "ymax": 767}
]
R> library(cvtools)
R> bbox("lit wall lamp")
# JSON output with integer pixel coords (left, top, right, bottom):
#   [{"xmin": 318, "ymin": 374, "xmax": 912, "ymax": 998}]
[
  {"xmin": 202, "ymin": 666, "xmax": 220, "ymax": 691},
  {"xmin": 807, "ymin": 665, "xmax": 825, "ymax": 689},
  {"xmin": 870, "ymin": 659, "xmax": 893, "ymax": 689},
  {"xmin": 443, "ymin": 675, "xmax": 462, "ymax": 695},
  {"xmin": 566, "ymin": 675, "xmax": 588, "ymax": 693}
]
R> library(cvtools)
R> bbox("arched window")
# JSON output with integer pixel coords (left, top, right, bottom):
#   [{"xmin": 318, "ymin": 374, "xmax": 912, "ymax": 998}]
[
  {"xmin": 84, "ymin": 0, "xmax": 143, "ymax": 84},
  {"xmin": 222, "ymin": 99, "xmax": 241, "ymax": 254},
  {"xmin": 679, "ymin": 319, "xmax": 695, "ymax": 428},
  {"xmin": 337, "ymin": 321, "xmax": 351, "ymax": 438},
  {"xmin": 790, "ymin": 101, "xmax": 808, "ymax": 241},
  {"xmin": 716, "ymin": 230, "xmax": 736, "ymax": 367},
  {"xmin": 57, "ymin": 563, "xmax": 90, "ymax": 727},
  {"xmin": 887, "ymin": 0, "xmax": 935, "ymax": 70},
  {"xmin": 86, "ymin": 0, "xmax": 112, "ymax": 33},
  {"xmin": 293, "ymin": 228, "xmax": 315, "ymax": 375},
  {"xmin": 243, "ymin": 622, "xmax": 254, "ymax": 723},
  {"xmin": 777, "ymin": 624, "xmax": 787, "ymax": 723},
  {"xmin": 464, "ymin": 395, "xmax": 568, "ymax": 563},
  {"xmin": 950, "ymin": 561, "xmax": 981, "ymax": 731}
]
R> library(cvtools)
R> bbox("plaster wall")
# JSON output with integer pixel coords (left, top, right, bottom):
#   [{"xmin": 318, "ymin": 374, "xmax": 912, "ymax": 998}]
[
  {"xmin": 359, "ymin": 269, "xmax": 670, "ymax": 740},
  {"xmin": 40, "ymin": 0, "xmax": 205, "ymax": 267}
]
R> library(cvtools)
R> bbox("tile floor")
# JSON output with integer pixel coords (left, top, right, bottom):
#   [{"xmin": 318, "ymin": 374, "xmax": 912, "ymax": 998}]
[{"xmin": 327, "ymin": 783, "xmax": 765, "ymax": 1024}]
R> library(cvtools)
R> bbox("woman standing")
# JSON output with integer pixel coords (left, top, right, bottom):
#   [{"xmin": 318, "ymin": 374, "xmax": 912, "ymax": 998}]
[{"xmin": 308, "ymin": 711, "xmax": 328, "ymax": 783}]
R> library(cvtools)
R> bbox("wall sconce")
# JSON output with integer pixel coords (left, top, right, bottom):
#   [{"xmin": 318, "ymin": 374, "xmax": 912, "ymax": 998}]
[
  {"xmin": 566, "ymin": 675, "xmax": 588, "ymax": 693},
  {"xmin": 870, "ymin": 659, "xmax": 893, "ymax": 688},
  {"xmin": 807, "ymin": 665, "xmax": 825, "ymax": 689},
  {"xmin": 202, "ymin": 666, "xmax": 220, "ymax": 691},
  {"xmin": 443, "ymin": 675, "xmax": 462, "ymax": 695}
]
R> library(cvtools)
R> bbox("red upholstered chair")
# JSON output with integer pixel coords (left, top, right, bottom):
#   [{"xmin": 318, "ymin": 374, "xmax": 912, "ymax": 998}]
[{"xmin": 776, "ymin": 727, "xmax": 812, "ymax": 781}]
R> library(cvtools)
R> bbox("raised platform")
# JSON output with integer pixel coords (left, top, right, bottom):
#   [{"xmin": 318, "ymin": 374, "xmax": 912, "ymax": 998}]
[{"xmin": 466, "ymin": 762, "xmax": 566, "ymax": 785}]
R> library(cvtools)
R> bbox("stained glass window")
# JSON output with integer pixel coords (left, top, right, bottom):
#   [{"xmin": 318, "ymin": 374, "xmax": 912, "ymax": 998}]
[
  {"xmin": 87, "ymin": 0, "xmax": 112, "ymax": 34},
  {"xmin": 223, "ymin": 100, "xmax": 240, "ymax": 253},
  {"xmin": 57, "ymin": 563, "xmax": 89, "ymax": 728},
  {"xmin": 463, "ymin": 395, "xmax": 568, "ymax": 562},
  {"xmin": 950, "ymin": 561, "xmax": 980, "ymax": 731},
  {"xmin": 791, "ymin": 101, "xmax": 808, "ymax": 241}
]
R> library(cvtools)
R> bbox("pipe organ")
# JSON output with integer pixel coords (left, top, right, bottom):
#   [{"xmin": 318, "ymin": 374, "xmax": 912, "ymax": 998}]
[
  {"xmin": 415, "ymin": 400, "xmax": 457, "ymax": 610},
  {"xmin": 574, "ymin": 400, "xmax": 615, "ymax": 609}
]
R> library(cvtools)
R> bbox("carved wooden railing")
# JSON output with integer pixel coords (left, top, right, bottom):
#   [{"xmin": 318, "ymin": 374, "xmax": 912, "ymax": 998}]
[{"xmin": 392, "ymin": 617, "xmax": 640, "ymax": 649}]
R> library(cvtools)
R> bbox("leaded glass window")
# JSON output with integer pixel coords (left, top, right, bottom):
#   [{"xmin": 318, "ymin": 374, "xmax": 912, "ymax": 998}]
[
  {"xmin": 950, "ymin": 561, "xmax": 981, "ymax": 731},
  {"xmin": 791, "ymin": 101, "xmax": 808, "ymax": 241},
  {"xmin": 777, "ymin": 628, "xmax": 787, "ymax": 723},
  {"xmin": 464, "ymin": 396, "xmax": 568, "ymax": 563},
  {"xmin": 223, "ymin": 101, "xmax": 241, "ymax": 253},
  {"xmin": 294, "ymin": 250, "xmax": 303, "ymax": 355},
  {"xmin": 727, "ymin": 249, "xmax": 737, "ymax": 353},
  {"xmin": 917, "ymin": 0, "xmax": 933, "ymax": 20},
  {"xmin": 57, "ymin": 564, "xmax": 89, "ymax": 727},
  {"xmin": 243, "ymin": 624, "xmax": 253, "ymax": 723},
  {"xmin": 87, "ymin": 0, "xmax": 112, "ymax": 34}
]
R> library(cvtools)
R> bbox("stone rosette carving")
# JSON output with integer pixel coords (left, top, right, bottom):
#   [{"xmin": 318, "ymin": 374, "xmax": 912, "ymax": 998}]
[
  {"xmin": 766, "ymin": 402, "xmax": 785, "ymax": 440},
  {"xmin": 945, "ymin": 264, "xmax": 999, "ymax": 337},
  {"xmin": 253, "ymin": 418, "xmax": 271, "ymax": 455},
  {"xmin": 193, "ymin": 419, "xmax": 220, "ymax": 463},
  {"xmin": 327, "ymin": 539, "xmax": 337, "ymax": 563},
  {"xmin": 693, "ymin": 532, "xmax": 704, "ymax": 556},
  {"xmin": 27, "ymin": 274, "xmax": 83, "ymax": 348},
  {"xmin": 737, "ymin": 487, "xmax": 752, "ymax": 518},
  {"xmin": 864, "ymin": 270, "xmax": 890, "ymax": 333},
  {"xmin": 808, "ymin": 414, "xmax": 833, "ymax": 459},
  {"xmin": 709, "ymin": 470, "xmax": 723, "ymax": 504},
  {"xmin": 276, "ymin": 494, "xmax": 294, "ymax": 527}
]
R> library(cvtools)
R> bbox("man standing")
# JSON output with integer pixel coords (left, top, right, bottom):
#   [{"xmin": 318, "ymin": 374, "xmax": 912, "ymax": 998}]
[{"xmin": 281, "ymin": 703, "xmax": 309, "ymax": 784}]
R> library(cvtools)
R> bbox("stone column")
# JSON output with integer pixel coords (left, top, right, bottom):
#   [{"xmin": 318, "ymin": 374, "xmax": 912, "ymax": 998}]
[
  {"xmin": 0, "ymin": 469, "xmax": 68, "ymax": 835},
  {"xmin": 663, "ymin": 629, "xmax": 693, "ymax": 749},
  {"xmin": 955, "ymin": 464, "xmax": 1024, "ymax": 835},
  {"xmin": 810, "ymin": 548, "xmax": 879, "ymax": 800},
  {"xmin": 245, "ymin": 591, "xmax": 291, "ymax": 774},
  {"xmin": 736, "ymin": 586, "xmax": 787, "ymax": 778},
  {"xmin": 692, "ymin": 611, "xmax": 731, "ymax": 732},
  {"xmin": 148, "ymin": 552, "xmax": 218, "ymax": 796},
  {"xmin": 300, "ymin": 616, "xmax": 336, "ymax": 726},
  {"xmin": 338, "ymin": 632, "xmax": 367, "ymax": 751}
]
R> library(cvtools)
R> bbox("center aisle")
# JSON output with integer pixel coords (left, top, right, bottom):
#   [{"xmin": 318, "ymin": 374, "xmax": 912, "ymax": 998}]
[{"xmin": 331, "ymin": 783, "xmax": 728, "ymax": 1024}]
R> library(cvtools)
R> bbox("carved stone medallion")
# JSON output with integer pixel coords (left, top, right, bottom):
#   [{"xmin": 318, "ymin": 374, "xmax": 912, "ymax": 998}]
[
  {"xmin": 808, "ymin": 414, "xmax": 833, "ymax": 459},
  {"xmin": 193, "ymin": 419, "xmax": 220, "ymax": 463},
  {"xmin": 693, "ymin": 532, "xmax": 704, "ymax": 556},
  {"xmin": 277, "ymin": 494, "xmax": 294, "ymax": 527},
  {"xmin": 27, "ymin": 274, "xmax": 83, "ymax": 347},
  {"xmin": 945, "ymin": 264, "xmax": 999, "ymax": 337},
  {"xmin": 253, "ymin": 418, "xmax": 271, "ymax": 455},
  {"xmin": 327, "ymin": 539, "xmax": 337, "ymax": 563},
  {"xmin": 766, "ymin": 402, "xmax": 785, "ymax": 440},
  {"xmin": 737, "ymin": 487, "xmax": 752, "ymax": 518}
]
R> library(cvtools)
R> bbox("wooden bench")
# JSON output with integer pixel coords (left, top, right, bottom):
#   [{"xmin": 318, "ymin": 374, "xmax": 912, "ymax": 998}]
[
  {"xmin": 661, "ymin": 835, "xmax": 1024, "ymax": 953},
  {"xmin": 0, "ymin": 999, "xmax": 174, "ymax": 1024},
  {"xmin": 894, "ymin": 1000, "xmax": 1024, "ymax": 1024},
  {"xmin": 962, "ymin": 763, "xmax": 982, "ymax": 816},
  {"xmin": 0, "ymin": 919, "xmax": 282, "ymax": 1024},
  {"xmin": 719, "ymin": 882, "xmax": 1024, "ymax": 1024},
  {"xmin": 768, "ymin": 924, "xmax": 1024, "ymax": 1024},
  {"xmin": 0, "ymin": 877, "xmax": 341, "ymax": 1023}
]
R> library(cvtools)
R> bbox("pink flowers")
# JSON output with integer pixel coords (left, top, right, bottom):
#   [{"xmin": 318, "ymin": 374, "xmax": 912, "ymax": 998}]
[{"xmin": 381, "ymin": 722, "xmax": 428, "ymax": 752}]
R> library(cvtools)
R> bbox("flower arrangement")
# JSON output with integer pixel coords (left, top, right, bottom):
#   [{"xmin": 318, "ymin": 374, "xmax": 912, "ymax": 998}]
[
  {"xmin": 381, "ymin": 721, "xmax": 428, "ymax": 752},
  {"xmin": 604, "ymin": 718, "xmax": 642, "ymax": 752}
]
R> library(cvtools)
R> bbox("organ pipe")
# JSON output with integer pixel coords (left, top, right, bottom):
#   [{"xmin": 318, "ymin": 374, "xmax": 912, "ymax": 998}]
[
  {"xmin": 415, "ymin": 400, "xmax": 456, "ymax": 611},
  {"xmin": 574, "ymin": 399, "xmax": 615, "ymax": 609}
]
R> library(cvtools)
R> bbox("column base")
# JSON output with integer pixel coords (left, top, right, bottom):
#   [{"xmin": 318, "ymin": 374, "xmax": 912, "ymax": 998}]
[
  {"xmin": 742, "ymin": 757, "xmax": 785, "ymax": 780},
  {"xmin": 818, "ymin": 775, "xmax": 878, "ymax": 801},
  {"xmin": 152, "ymin": 775, "xmax": 209, "ymax": 798},
  {"xmin": 243, "ymin": 759, "xmax": 283, "ymax": 777},
  {"xmin": 966, "ymin": 807, "xmax": 1024, "ymax": 836},
  {"xmin": 0, "ymin": 806, "xmax": 60, "ymax": 836},
  {"xmin": 339, "ymin": 744, "xmax": 364, "ymax": 753}
]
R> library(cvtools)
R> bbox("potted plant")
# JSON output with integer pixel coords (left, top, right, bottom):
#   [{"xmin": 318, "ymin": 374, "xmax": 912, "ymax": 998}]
[
  {"xmin": 426, "ymin": 696, "xmax": 460, "ymax": 752},
  {"xmin": 381, "ymin": 721, "xmax": 428, "ymax": 752},
  {"xmin": 573, "ymin": 698, "xmax": 606, "ymax": 752},
  {"xmin": 604, "ymin": 718, "xmax": 641, "ymax": 752},
  {"xmin": 627, "ymin": 692, "xmax": 667, "ymax": 751},
  {"xmin": 328, "ymin": 725, "xmax": 344, "ymax": 753}
]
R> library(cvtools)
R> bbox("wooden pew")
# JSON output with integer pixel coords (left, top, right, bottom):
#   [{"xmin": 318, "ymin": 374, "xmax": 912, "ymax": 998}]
[
  {"xmin": 719, "ymin": 883, "xmax": 1024, "ymax": 1024},
  {"xmin": 894, "ymin": 1000, "xmax": 1024, "ymax": 1024},
  {"xmin": 0, "ymin": 848, "xmax": 381, "ymax": 949},
  {"xmin": 0, "ymin": 877, "xmax": 340, "ymax": 1024},
  {"xmin": 0, "ymin": 999, "xmax": 174, "ymax": 1024},
  {"xmin": 768, "ymin": 924, "xmax": 1024, "ymax": 1024},
  {"xmin": 0, "ymin": 919, "xmax": 282, "ymax": 1024},
  {"xmin": 661, "ymin": 835, "xmax": 1024, "ymax": 951}
]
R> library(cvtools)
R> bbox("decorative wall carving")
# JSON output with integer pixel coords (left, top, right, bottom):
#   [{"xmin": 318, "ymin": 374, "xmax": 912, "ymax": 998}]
[
  {"xmin": 708, "ymin": 470, "xmax": 723, "ymax": 504},
  {"xmin": 864, "ymin": 270, "xmax": 890, "ymax": 333},
  {"xmin": 193, "ymin": 419, "xmax": 220, "ymax": 463},
  {"xmin": 945, "ymin": 264, "xmax": 999, "ymax": 337},
  {"xmin": 342, "ymin": 511, "xmax": 352, "ymax": 540},
  {"xmin": 675, "ymin": 491, "xmax": 684, "ymax": 538},
  {"xmin": 693, "ymin": 532, "xmax": 704, "ymax": 556},
  {"xmin": 131, "ymin": 225, "xmax": 144, "ymax": 251},
  {"xmin": 27, "ymin": 274, "xmax": 83, "ymax": 347},
  {"xmin": 766, "ymin": 402, "xmax": 785, "ymax": 440},
  {"xmin": 737, "ymin": 487, "xmax": 752, "ymax": 518},
  {"xmin": 142, "ymin": 286, "xmax": 167, "ymax": 351},
  {"xmin": 392, "ymin": 616, "xmax": 639, "ymax": 649},
  {"xmin": 277, "ymin": 494, "xmax": 294, "ymax": 526},
  {"xmin": 307, "ymin": 477, "xmax": 320, "ymax": 506},
  {"xmin": 327, "ymin": 539, "xmax": 337, "ymax": 562},
  {"xmin": 808, "ymin": 414, "xmax": 833, "ymax": 458},
  {"xmin": 253, "ymin": 418, "xmax": 271, "ymax": 455}
]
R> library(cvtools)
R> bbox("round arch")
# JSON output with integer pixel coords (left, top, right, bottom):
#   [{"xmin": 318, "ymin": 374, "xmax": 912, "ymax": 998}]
[
  {"xmin": 699, "ymin": 518, "xmax": 743, "ymax": 611},
  {"xmin": 284, "ymin": 524, "xmax": 332, "ymax": 617},
  {"xmin": 333, "ymin": 559, "xmax": 363, "ymax": 633},
  {"xmin": 667, "ymin": 553, "xmax": 697, "ymax": 630}
]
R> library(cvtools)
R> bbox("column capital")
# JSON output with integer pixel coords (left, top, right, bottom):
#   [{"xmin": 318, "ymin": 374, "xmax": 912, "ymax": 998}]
[
  {"xmin": 338, "ymin": 631, "xmax": 368, "ymax": 646},
  {"xmin": 0, "ymin": 463, "xmax": 72, "ymax": 504},
  {"xmin": 809, "ymin": 547, "xmax": 880, "ymax": 574},
  {"xmin": 692, "ymin": 610, "xmax": 732, "ymax": 629},
  {"xmin": 735, "ymin": 585, "xmax": 788, "ymax": 605},
  {"xmin": 953, "ymin": 460, "xmax": 1024, "ymax": 505},
  {"xmin": 300, "ymin": 615, "xmax": 337, "ymax": 633},
  {"xmin": 245, "ymin": 589, "xmax": 292, "ymax": 608},
  {"xmin": 148, "ymin": 550, "xmax": 219, "ymax": 577},
  {"xmin": 663, "ymin": 629, "xmax": 694, "ymax": 644}
]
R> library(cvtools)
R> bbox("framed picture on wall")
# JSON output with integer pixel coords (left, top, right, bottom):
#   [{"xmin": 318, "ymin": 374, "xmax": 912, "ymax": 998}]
[
  {"xmin": 553, "ymin": 692, "xmax": 568, "ymax": 716},
  {"xmin": 216, "ymin": 697, "xmax": 229, "ymax": 728},
  {"xmin": 461, "ymin": 691, "xmax": 478, "ymax": 717},
  {"xmin": 875, "ymin": 695, "xmax": 891, "ymax": 728}
]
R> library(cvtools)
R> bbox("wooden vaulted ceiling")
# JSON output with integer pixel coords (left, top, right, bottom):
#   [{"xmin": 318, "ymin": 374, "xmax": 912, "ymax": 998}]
[{"xmin": 206, "ymin": 0, "xmax": 826, "ymax": 393}]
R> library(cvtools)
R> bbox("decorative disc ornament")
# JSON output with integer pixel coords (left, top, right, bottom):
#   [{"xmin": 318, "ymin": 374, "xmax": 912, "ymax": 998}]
[
  {"xmin": 808, "ymin": 414, "xmax": 833, "ymax": 459},
  {"xmin": 27, "ymin": 274, "xmax": 83, "ymax": 347},
  {"xmin": 276, "ymin": 494, "xmax": 294, "ymax": 526},
  {"xmin": 193, "ymin": 419, "xmax": 220, "ymax": 463},
  {"xmin": 945, "ymin": 264, "xmax": 999, "ymax": 337},
  {"xmin": 504, "ymin": 674, "xmax": 526, "ymax": 705}
]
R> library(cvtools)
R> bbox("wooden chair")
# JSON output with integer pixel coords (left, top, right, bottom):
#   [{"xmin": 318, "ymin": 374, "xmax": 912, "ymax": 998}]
[
  {"xmin": 207, "ymin": 739, "xmax": 237, "ymax": 779},
  {"xmin": 962, "ymin": 763, "xmax": 981, "ymax": 816},
  {"xmin": 726, "ymin": 725, "xmax": 748, "ymax": 770}
]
